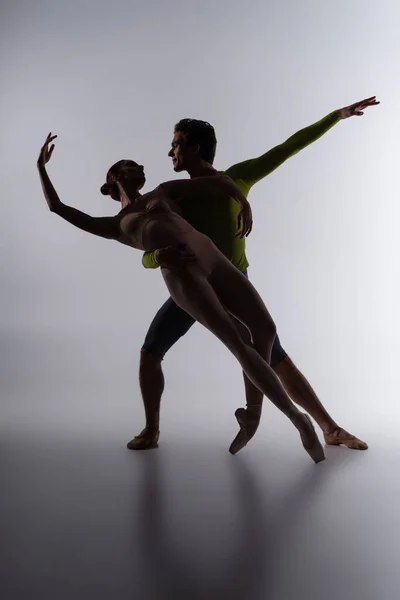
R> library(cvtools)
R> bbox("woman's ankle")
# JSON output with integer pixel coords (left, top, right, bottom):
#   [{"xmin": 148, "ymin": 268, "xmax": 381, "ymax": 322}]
[{"xmin": 247, "ymin": 405, "xmax": 262, "ymax": 418}]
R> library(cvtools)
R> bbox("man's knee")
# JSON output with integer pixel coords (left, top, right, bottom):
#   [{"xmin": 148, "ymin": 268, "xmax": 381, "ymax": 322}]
[
  {"xmin": 140, "ymin": 347, "xmax": 164, "ymax": 367},
  {"xmin": 141, "ymin": 301, "xmax": 195, "ymax": 365},
  {"xmin": 140, "ymin": 348, "xmax": 163, "ymax": 372}
]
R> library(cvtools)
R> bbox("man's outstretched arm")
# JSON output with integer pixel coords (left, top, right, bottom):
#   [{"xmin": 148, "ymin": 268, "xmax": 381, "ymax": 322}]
[{"xmin": 225, "ymin": 96, "xmax": 379, "ymax": 191}]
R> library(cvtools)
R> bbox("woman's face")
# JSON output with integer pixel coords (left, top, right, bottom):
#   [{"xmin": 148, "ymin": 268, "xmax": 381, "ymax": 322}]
[{"xmin": 105, "ymin": 160, "xmax": 146, "ymax": 201}]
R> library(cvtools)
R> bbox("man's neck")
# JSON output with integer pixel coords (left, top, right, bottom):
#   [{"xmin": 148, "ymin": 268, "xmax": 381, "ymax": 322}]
[{"xmin": 186, "ymin": 161, "xmax": 217, "ymax": 179}]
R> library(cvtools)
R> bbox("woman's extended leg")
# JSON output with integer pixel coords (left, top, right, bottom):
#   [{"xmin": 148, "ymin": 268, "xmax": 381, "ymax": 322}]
[
  {"xmin": 162, "ymin": 266, "xmax": 324, "ymax": 462},
  {"xmin": 228, "ymin": 318, "xmax": 267, "ymax": 454},
  {"xmin": 207, "ymin": 262, "xmax": 325, "ymax": 457}
]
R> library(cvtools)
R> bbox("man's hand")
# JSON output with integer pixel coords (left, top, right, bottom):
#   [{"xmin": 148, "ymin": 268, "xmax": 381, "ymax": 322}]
[
  {"xmin": 336, "ymin": 96, "xmax": 380, "ymax": 119},
  {"xmin": 38, "ymin": 132, "xmax": 57, "ymax": 168},
  {"xmin": 236, "ymin": 200, "xmax": 253, "ymax": 238},
  {"xmin": 156, "ymin": 245, "xmax": 197, "ymax": 270}
]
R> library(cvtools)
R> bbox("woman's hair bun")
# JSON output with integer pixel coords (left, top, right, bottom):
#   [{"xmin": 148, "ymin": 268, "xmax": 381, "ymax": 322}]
[{"xmin": 100, "ymin": 183, "xmax": 110, "ymax": 195}]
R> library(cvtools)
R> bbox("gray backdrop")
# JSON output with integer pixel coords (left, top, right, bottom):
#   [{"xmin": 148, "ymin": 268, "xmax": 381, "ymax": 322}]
[{"xmin": 1, "ymin": 1, "xmax": 399, "ymax": 599}]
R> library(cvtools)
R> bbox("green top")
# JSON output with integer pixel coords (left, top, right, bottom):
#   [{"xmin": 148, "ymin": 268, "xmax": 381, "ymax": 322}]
[{"xmin": 142, "ymin": 111, "xmax": 340, "ymax": 271}]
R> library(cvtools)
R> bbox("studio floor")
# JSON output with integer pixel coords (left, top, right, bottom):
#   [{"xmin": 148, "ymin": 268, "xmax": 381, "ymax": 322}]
[{"xmin": 2, "ymin": 419, "xmax": 399, "ymax": 600}]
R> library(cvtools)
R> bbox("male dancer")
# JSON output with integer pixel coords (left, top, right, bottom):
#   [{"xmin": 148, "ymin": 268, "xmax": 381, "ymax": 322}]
[{"xmin": 128, "ymin": 96, "xmax": 379, "ymax": 452}]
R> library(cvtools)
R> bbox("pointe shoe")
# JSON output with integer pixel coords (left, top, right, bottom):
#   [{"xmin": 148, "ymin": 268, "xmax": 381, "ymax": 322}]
[
  {"xmin": 127, "ymin": 427, "xmax": 160, "ymax": 450},
  {"xmin": 324, "ymin": 429, "xmax": 368, "ymax": 451},
  {"xmin": 229, "ymin": 407, "xmax": 261, "ymax": 455},
  {"xmin": 300, "ymin": 414, "xmax": 325, "ymax": 464}
]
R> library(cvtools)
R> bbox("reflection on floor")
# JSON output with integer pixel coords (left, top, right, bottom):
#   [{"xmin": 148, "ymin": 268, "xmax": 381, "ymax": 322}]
[{"xmin": 2, "ymin": 429, "xmax": 399, "ymax": 600}]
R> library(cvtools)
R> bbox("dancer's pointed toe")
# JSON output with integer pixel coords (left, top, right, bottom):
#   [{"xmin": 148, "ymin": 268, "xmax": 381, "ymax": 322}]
[
  {"xmin": 300, "ymin": 414, "xmax": 325, "ymax": 464},
  {"xmin": 229, "ymin": 407, "xmax": 261, "ymax": 455}
]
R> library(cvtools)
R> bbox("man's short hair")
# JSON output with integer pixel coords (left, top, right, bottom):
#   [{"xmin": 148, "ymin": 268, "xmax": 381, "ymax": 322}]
[{"xmin": 174, "ymin": 119, "xmax": 217, "ymax": 164}]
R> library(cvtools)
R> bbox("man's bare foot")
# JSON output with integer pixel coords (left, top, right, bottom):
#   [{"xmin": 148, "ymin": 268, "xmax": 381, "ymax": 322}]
[
  {"xmin": 324, "ymin": 427, "xmax": 368, "ymax": 450},
  {"xmin": 127, "ymin": 426, "xmax": 160, "ymax": 450}
]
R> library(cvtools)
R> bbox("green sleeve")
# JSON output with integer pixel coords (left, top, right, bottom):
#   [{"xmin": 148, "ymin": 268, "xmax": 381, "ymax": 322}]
[
  {"xmin": 142, "ymin": 250, "xmax": 160, "ymax": 269},
  {"xmin": 224, "ymin": 111, "xmax": 340, "ymax": 192}
]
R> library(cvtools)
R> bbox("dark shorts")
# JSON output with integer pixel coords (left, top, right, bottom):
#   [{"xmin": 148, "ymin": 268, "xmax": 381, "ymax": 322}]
[{"xmin": 142, "ymin": 269, "xmax": 288, "ymax": 368}]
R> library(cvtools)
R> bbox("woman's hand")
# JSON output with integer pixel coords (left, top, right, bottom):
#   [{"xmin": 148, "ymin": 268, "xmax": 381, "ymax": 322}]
[
  {"xmin": 236, "ymin": 199, "xmax": 253, "ymax": 238},
  {"xmin": 37, "ymin": 132, "xmax": 57, "ymax": 168}
]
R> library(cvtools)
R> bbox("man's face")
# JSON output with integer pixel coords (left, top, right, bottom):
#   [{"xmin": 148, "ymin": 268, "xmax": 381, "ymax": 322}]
[{"xmin": 168, "ymin": 131, "xmax": 197, "ymax": 172}]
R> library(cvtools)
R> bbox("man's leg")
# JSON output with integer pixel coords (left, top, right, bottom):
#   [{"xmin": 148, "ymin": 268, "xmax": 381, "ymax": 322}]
[
  {"xmin": 225, "ymin": 270, "xmax": 366, "ymax": 451},
  {"xmin": 127, "ymin": 298, "xmax": 196, "ymax": 450},
  {"xmin": 271, "ymin": 336, "xmax": 368, "ymax": 450}
]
